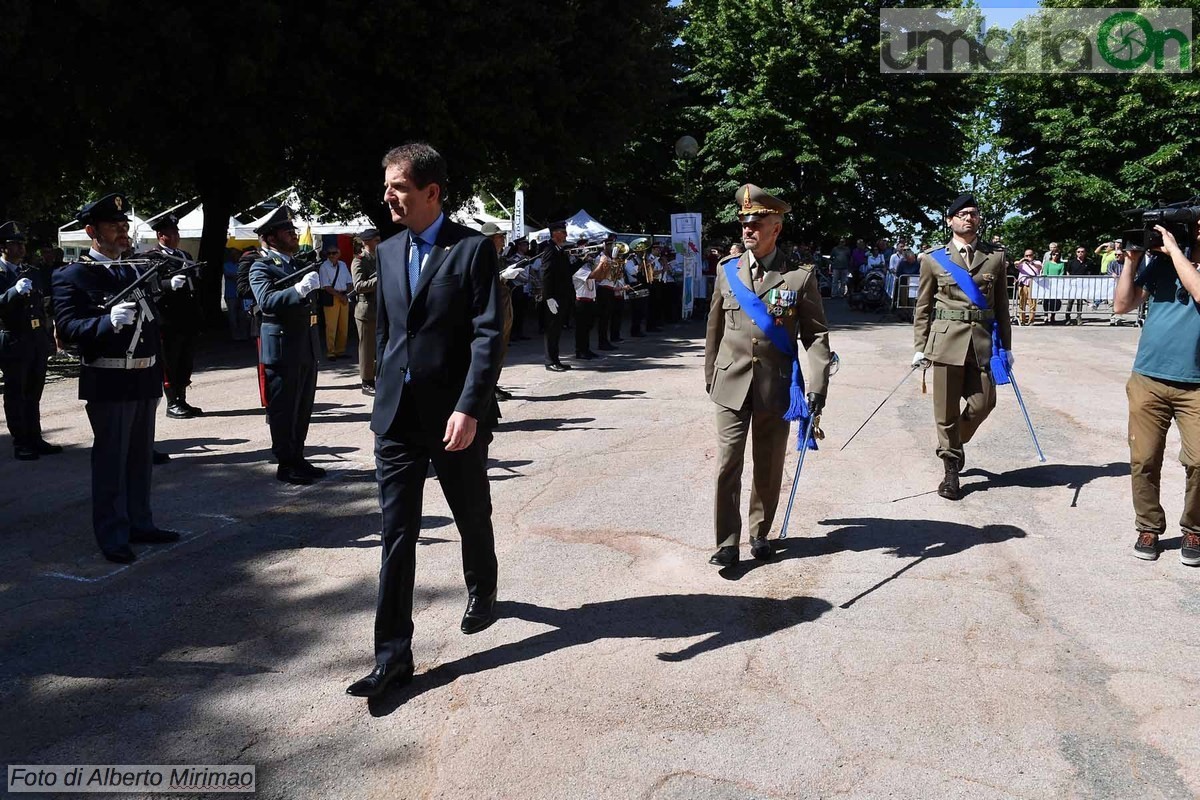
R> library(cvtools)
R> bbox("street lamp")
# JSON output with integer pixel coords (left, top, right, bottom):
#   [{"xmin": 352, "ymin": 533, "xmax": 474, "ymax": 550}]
[{"xmin": 674, "ymin": 135, "xmax": 699, "ymax": 211}]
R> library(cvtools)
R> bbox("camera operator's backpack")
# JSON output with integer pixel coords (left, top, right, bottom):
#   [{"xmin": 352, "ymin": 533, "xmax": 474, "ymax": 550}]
[{"xmin": 236, "ymin": 248, "xmax": 261, "ymax": 300}]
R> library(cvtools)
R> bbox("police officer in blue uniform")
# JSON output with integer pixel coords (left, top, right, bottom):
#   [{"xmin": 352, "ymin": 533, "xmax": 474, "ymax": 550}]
[
  {"xmin": 52, "ymin": 193, "xmax": 180, "ymax": 564},
  {"xmin": 248, "ymin": 206, "xmax": 325, "ymax": 485},
  {"xmin": 0, "ymin": 221, "xmax": 59, "ymax": 460},
  {"xmin": 148, "ymin": 213, "xmax": 204, "ymax": 419}
]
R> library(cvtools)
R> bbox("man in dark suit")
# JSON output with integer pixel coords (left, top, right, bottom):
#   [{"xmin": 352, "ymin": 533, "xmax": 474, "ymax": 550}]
[
  {"xmin": 346, "ymin": 142, "xmax": 504, "ymax": 700},
  {"xmin": 147, "ymin": 213, "xmax": 204, "ymax": 418},
  {"xmin": 540, "ymin": 222, "xmax": 575, "ymax": 372},
  {"xmin": 0, "ymin": 220, "xmax": 59, "ymax": 460},
  {"xmin": 248, "ymin": 206, "xmax": 325, "ymax": 486},
  {"xmin": 52, "ymin": 193, "xmax": 180, "ymax": 564}
]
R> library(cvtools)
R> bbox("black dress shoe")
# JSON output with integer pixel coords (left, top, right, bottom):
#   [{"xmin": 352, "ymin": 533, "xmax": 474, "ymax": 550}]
[
  {"xmin": 361, "ymin": 383, "xmax": 376, "ymax": 396},
  {"xmin": 495, "ymin": 386, "xmax": 513, "ymax": 401},
  {"xmin": 14, "ymin": 446, "xmax": 39, "ymax": 461},
  {"xmin": 346, "ymin": 662, "xmax": 414, "ymax": 698},
  {"xmin": 33, "ymin": 440, "xmax": 63, "ymax": 455},
  {"xmin": 294, "ymin": 460, "xmax": 327, "ymax": 478},
  {"xmin": 461, "ymin": 591, "xmax": 498, "ymax": 634},
  {"xmin": 153, "ymin": 450, "xmax": 171, "ymax": 465},
  {"xmin": 180, "ymin": 402, "xmax": 204, "ymax": 416},
  {"xmin": 130, "ymin": 528, "xmax": 182, "ymax": 544},
  {"xmin": 276, "ymin": 465, "xmax": 313, "ymax": 485},
  {"xmin": 545, "ymin": 363, "xmax": 568, "ymax": 372},
  {"xmin": 102, "ymin": 546, "xmax": 137, "ymax": 564},
  {"xmin": 166, "ymin": 403, "xmax": 195, "ymax": 419},
  {"xmin": 709, "ymin": 546, "xmax": 738, "ymax": 567},
  {"xmin": 556, "ymin": 362, "xmax": 573, "ymax": 370},
  {"xmin": 750, "ymin": 537, "xmax": 774, "ymax": 561}
]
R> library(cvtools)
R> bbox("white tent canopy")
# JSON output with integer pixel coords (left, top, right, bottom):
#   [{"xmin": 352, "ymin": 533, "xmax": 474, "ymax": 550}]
[
  {"xmin": 230, "ymin": 190, "xmax": 373, "ymax": 240},
  {"xmin": 530, "ymin": 210, "xmax": 615, "ymax": 243},
  {"xmin": 450, "ymin": 196, "xmax": 520, "ymax": 236},
  {"xmin": 58, "ymin": 213, "xmax": 154, "ymax": 247},
  {"xmin": 173, "ymin": 205, "xmax": 240, "ymax": 240}
]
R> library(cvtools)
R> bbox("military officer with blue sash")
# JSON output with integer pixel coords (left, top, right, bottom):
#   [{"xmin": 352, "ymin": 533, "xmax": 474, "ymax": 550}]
[
  {"xmin": 248, "ymin": 206, "xmax": 325, "ymax": 485},
  {"xmin": 912, "ymin": 193, "xmax": 1013, "ymax": 500},
  {"xmin": 704, "ymin": 184, "xmax": 833, "ymax": 567}
]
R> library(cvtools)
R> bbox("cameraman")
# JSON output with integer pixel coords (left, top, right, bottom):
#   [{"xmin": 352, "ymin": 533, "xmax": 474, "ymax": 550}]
[{"xmin": 1113, "ymin": 223, "xmax": 1200, "ymax": 567}]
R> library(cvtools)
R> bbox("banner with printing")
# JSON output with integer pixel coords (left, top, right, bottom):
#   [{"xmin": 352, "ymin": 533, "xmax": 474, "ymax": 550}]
[
  {"xmin": 513, "ymin": 189, "xmax": 525, "ymax": 242},
  {"xmin": 671, "ymin": 213, "xmax": 702, "ymax": 319}
]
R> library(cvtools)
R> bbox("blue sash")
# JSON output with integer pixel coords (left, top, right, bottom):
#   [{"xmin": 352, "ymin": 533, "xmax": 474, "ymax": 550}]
[
  {"xmin": 927, "ymin": 248, "xmax": 1011, "ymax": 385},
  {"xmin": 722, "ymin": 259, "xmax": 816, "ymax": 450}
]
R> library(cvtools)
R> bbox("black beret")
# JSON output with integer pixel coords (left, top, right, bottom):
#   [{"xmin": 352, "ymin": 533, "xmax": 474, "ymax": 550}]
[
  {"xmin": 947, "ymin": 193, "xmax": 978, "ymax": 218},
  {"xmin": 358, "ymin": 228, "xmax": 380, "ymax": 241},
  {"xmin": 76, "ymin": 193, "xmax": 130, "ymax": 224},
  {"xmin": 548, "ymin": 220, "xmax": 567, "ymax": 232}
]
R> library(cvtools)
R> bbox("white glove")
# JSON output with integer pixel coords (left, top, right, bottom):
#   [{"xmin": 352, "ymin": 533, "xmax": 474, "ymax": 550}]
[
  {"xmin": 109, "ymin": 302, "xmax": 137, "ymax": 331},
  {"xmin": 169, "ymin": 274, "xmax": 188, "ymax": 290},
  {"xmin": 547, "ymin": 298, "xmax": 560, "ymax": 315},
  {"xmin": 295, "ymin": 271, "xmax": 322, "ymax": 298},
  {"xmin": 14, "ymin": 277, "xmax": 33, "ymax": 295},
  {"xmin": 912, "ymin": 351, "xmax": 930, "ymax": 368},
  {"xmin": 500, "ymin": 265, "xmax": 524, "ymax": 281}
]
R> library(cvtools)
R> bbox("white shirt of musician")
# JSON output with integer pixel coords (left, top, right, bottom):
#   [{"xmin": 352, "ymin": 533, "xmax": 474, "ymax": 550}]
[
  {"xmin": 597, "ymin": 254, "xmax": 618, "ymax": 288},
  {"xmin": 624, "ymin": 258, "xmax": 639, "ymax": 283},
  {"xmin": 573, "ymin": 266, "xmax": 597, "ymax": 300}
]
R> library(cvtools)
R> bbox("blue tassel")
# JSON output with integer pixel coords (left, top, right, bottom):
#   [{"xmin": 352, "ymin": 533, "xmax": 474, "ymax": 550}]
[
  {"xmin": 990, "ymin": 328, "xmax": 1011, "ymax": 386},
  {"xmin": 784, "ymin": 360, "xmax": 818, "ymax": 451}
]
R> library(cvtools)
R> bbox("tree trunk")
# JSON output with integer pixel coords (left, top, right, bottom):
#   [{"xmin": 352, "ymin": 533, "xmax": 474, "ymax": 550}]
[{"xmin": 195, "ymin": 163, "xmax": 240, "ymax": 329}]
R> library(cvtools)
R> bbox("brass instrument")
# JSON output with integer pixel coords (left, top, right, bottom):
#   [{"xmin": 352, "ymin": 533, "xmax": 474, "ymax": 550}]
[
  {"xmin": 608, "ymin": 241, "xmax": 630, "ymax": 283},
  {"xmin": 626, "ymin": 238, "xmax": 652, "ymax": 299}
]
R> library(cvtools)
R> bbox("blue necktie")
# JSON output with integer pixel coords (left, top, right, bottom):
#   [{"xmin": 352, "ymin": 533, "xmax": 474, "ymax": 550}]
[{"xmin": 407, "ymin": 235, "xmax": 425, "ymax": 293}]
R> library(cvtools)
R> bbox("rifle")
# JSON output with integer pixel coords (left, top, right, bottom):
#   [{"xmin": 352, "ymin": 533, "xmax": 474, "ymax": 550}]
[
  {"xmin": 265, "ymin": 249, "xmax": 324, "ymax": 290},
  {"xmin": 100, "ymin": 251, "xmax": 202, "ymax": 321}
]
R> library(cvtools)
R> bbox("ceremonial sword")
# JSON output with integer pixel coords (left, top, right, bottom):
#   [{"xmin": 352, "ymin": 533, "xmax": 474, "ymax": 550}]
[
  {"xmin": 778, "ymin": 352, "xmax": 838, "ymax": 540},
  {"xmin": 839, "ymin": 363, "xmax": 922, "ymax": 452},
  {"xmin": 1007, "ymin": 369, "xmax": 1047, "ymax": 462}
]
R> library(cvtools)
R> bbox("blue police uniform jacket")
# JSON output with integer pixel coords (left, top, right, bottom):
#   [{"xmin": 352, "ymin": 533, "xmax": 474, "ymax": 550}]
[
  {"xmin": 248, "ymin": 254, "xmax": 320, "ymax": 367},
  {"xmin": 52, "ymin": 257, "xmax": 164, "ymax": 402},
  {"xmin": 0, "ymin": 261, "xmax": 52, "ymax": 361}
]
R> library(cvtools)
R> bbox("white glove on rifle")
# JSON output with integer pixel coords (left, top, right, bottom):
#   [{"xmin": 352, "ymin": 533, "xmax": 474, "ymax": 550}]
[
  {"xmin": 169, "ymin": 274, "xmax": 188, "ymax": 290},
  {"xmin": 109, "ymin": 302, "xmax": 137, "ymax": 331},
  {"xmin": 547, "ymin": 298, "xmax": 559, "ymax": 315},
  {"xmin": 14, "ymin": 278, "xmax": 33, "ymax": 295},
  {"xmin": 500, "ymin": 265, "xmax": 524, "ymax": 281},
  {"xmin": 295, "ymin": 271, "xmax": 322, "ymax": 298},
  {"xmin": 912, "ymin": 351, "xmax": 930, "ymax": 368}
]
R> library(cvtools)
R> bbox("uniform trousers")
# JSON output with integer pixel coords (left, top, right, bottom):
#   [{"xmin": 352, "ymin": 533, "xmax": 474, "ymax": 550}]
[
  {"xmin": 609, "ymin": 294, "xmax": 625, "ymax": 341},
  {"xmin": 574, "ymin": 298, "xmax": 595, "ymax": 355},
  {"xmin": 161, "ymin": 329, "xmax": 196, "ymax": 400},
  {"xmin": 324, "ymin": 297, "xmax": 349, "ymax": 357},
  {"xmin": 932, "ymin": 349, "xmax": 996, "ymax": 465},
  {"xmin": 1, "ymin": 354, "xmax": 47, "ymax": 448},
  {"xmin": 629, "ymin": 295, "xmax": 647, "ymax": 336},
  {"xmin": 86, "ymin": 397, "xmax": 157, "ymax": 552},
  {"xmin": 713, "ymin": 390, "xmax": 789, "ymax": 548},
  {"xmin": 374, "ymin": 400, "xmax": 497, "ymax": 665},
  {"xmin": 264, "ymin": 362, "xmax": 317, "ymax": 466},
  {"xmin": 356, "ymin": 317, "xmax": 376, "ymax": 384},
  {"xmin": 596, "ymin": 287, "xmax": 615, "ymax": 347},
  {"xmin": 543, "ymin": 301, "xmax": 565, "ymax": 366},
  {"xmin": 1126, "ymin": 371, "xmax": 1200, "ymax": 535},
  {"xmin": 498, "ymin": 283, "xmax": 513, "ymax": 368}
]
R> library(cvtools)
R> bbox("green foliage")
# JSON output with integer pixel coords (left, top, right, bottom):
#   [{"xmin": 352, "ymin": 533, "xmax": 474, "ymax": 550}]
[{"xmin": 679, "ymin": 0, "xmax": 974, "ymax": 244}]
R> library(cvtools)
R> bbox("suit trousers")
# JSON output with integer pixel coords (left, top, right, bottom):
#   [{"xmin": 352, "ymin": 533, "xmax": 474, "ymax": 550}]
[
  {"xmin": 713, "ymin": 391, "xmax": 789, "ymax": 548},
  {"xmin": 499, "ymin": 284, "xmax": 513, "ymax": 369},
  {"xmin": 543, "ymin": 301, "xmax": 564, "ymax": 366},
  {"xmin": 1, "ymin": 354, "xmax": 47, "ymax": 448},
  {"xmin": 324, "ymin": 298, "xmax": 349, "ymax": 357},
  {"xmin": 161, "ymin": 330, "xmax": 196, "ymax": 399},
  {"xmin": 629, "ymin": 296, "xmax": 647, "ymax": 336},
  {"xmin": 356, "ymin": 317, "xmax": 376, "ymax": 384},
  {"xmin": 932, "ymin": 350, "xmax": 996, "ymax": 464},
  {"xmin": 374, "ymin": 416, "xmax": 497, "ymax": 665},
  {"xmin": 1126, "ymin": 371, "xmax": 1200, "ymax": 535},
  {"xmin": 574, "ymin": 299, "xmax": 595, "ymax": 355},
  {"xmin": 264, "ymin": 362, "xmax": 317, "ymax": 465},
  {"xmin": 86, "ymin": 397, "xmax": 157, "ymax": 552}
]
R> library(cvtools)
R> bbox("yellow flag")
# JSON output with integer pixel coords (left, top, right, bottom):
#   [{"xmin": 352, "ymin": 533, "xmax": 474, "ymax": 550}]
[{"xmin": 298, "ymin": 224, "xmax": 313, "ymax": 253}]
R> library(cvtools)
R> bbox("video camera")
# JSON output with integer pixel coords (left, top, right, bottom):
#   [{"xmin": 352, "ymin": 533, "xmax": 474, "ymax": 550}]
[{"xmin": 1120, "ymin": 199, "xmax": 1200, "ymax": 252}]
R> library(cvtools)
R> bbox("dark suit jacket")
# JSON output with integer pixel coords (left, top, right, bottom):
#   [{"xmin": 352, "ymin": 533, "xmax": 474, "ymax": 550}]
[
  {"xmin": 371, "ymin": 218, "xmax": 503, "ymax": 436},
  {"xmin": 52, "ymin": 258, "xmax": 164, "ymax": 401},
  {"xmin": 248, "ymin": 254, "xmax": 321, "ymax": 367},
  {"xmin": 540, "ymin": 243, "xmax": 574, "ymax": 304}
]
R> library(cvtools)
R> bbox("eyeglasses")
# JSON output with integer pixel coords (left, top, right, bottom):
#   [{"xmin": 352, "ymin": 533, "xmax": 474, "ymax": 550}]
[{"xmin": 952, "ymin": 210, "xmax": 981, "ymax": 219}]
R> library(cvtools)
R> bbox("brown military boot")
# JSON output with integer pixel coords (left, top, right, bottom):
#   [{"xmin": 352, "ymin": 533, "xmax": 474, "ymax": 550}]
[{"xmin": 937, "ymin": 456, "xmax": 960, "ymax": 500}]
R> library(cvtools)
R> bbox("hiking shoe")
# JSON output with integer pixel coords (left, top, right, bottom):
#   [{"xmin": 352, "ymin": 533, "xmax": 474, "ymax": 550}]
[
  {"xmin": 1134, "ymin": 531, "xmax": 1160, "ymax": 561},
  {"xmin": 1182, "ymin": 531, "xmax": 1200, "ymax": 567}
]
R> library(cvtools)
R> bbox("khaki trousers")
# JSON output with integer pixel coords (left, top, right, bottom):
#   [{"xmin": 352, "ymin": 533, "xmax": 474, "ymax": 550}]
[
  {"xmin": 1126, "ymin": 371, "xmax": 1200, "ymax": 534},
  {"xmin": 356, "ymin": 316, "xmax": 376, "ymax": 384},
  {"xmin": 1017, "ymin": 284, "xmax": 1036, "ymax": 325},
  {"xmin": 932, "ymin": 350, "xmax": 995, "ymax": 465},
  {"xmin": 714, "ymin": 392, "xmax": 789, "ymax": 548},
  {"xmin": 324, "ymin": 297, "xmax": 349, "ymax": 357}
]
